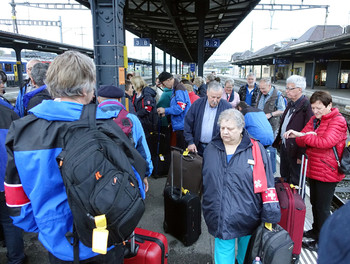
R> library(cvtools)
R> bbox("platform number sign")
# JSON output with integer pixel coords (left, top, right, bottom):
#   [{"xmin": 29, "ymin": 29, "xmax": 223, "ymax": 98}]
[
  {"xmin": 190, "ymin": 63, "xmax": 196, "ymax": 72},
  {"xmin": 204, "ymin": 38, "xmax": 220, "ymax": 48},
  {"xmin": 134, "ymin": 38, "xmax": 150, "ymax": 46}
]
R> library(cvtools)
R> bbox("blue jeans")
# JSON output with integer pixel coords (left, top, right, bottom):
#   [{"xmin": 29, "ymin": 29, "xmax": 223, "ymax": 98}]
[
  {"xmin": 0, "ymin": 192, "xmax": 25, "ymax": 264},
  {"xmin": 214, "ymin": 235, "xmax": 251, "ymax": 264},
  {"xmin": 267, "ymin": 146, "xmax": 276, "ymax": 174}
]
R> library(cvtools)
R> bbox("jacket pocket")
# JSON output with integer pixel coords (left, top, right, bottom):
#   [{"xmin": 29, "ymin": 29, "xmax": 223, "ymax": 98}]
[{"xmin": 321, "ymin": 159, "xmax": 336, "ymax": 172}]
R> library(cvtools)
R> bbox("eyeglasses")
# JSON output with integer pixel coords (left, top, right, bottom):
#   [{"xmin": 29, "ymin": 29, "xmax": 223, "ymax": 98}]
[{"xmin": 285, "ymin": 87, "xmax": 298, "ymax": 91}]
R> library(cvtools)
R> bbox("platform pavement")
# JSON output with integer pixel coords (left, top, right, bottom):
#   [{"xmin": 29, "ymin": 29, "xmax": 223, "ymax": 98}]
[{"xmin": 0, "ymin": 167, "xmax": 318, "ymax": 264}]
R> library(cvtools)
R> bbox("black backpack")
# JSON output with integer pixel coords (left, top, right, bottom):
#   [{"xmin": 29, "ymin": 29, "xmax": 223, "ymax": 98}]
[
  {"xmin": 244, "ymin": 223, "xmax": 294, "ymax": 264},
  {"xmin": 56, "ymin": 104, "xmax": 147, "ymax": 256}
]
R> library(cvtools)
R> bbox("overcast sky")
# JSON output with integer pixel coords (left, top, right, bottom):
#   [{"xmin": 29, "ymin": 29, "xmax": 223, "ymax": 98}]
[{"xmin": 0, "ymin": 0, "xmax": 349, "ymax": 62}]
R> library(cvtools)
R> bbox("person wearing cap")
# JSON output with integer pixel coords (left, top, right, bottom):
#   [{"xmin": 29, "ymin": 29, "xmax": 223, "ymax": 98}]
[
  {"xmin": 157, "ymin": 72, "xmax": 191, "ymax": 149},
  {"xmin": 97, "ymin": 84, "xmax": 153, "ymax": 194}
]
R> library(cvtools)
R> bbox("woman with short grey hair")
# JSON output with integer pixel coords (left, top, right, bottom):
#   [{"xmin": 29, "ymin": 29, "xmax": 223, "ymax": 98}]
[{"xmin": 202, "ymin": 108, "xmax": 280, "ymax": 264}]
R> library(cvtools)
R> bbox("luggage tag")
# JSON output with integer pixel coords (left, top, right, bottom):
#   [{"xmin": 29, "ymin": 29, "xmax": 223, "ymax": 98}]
[
  {"xmin": 181, "ymin": 187, "xmax": 189, "ymax": 195},
  {"xmin": 265, "ymin": 222, "xmax": 272, "ymax": 231},
  {"xmin": 183, "ymin": 149, "xmax": 189, "ymax": 156},
  {"xmin": 159, "ymin": 154, "xmax": 165, "ymax": 161},
  {"xmin": 92, "ymin": 214, "xmax": 109, "ymax": 254}
]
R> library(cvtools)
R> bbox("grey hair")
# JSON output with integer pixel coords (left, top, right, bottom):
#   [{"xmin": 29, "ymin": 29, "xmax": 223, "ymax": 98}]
[
  {"xmin": 259, "ymin": 77, "xmax": 271, "ymax": 86},
  {"xmin": 218, "ymin": 108, "xmax": 245, "ymax": 130},
  {"xmin": 45, "ymin": 50, "xmax": 96, "ymax": 98},
  {"xmin": 286, "ymin": 75, "xmax": 306, "ymax": 91},
  {"xmin": 225, "ymin": 78, "xmax": 234, "ymax": 86},
  {"xmin": 193, "ymin": 76, "xmax": 204, "ymax": 87},
  {"xmin": 206, "ymin": 74, "xmax": 216, "ymax": 82},
  {"xmin": 31, "ymin": 63, "xmax": 49, "ymax": 87},
  {"xmin": 247, "ymin": 72, "xmax": 256, "ymax": 79},
  {"xmin": 207, "ymin": 81, "xmax": 223, "ymax": 93}
]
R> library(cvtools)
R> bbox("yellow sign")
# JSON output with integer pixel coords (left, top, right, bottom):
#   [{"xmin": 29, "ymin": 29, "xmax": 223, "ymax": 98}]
[{"xmin": 119, "ymin": 67, "xmax": 125, "ymax": 85}]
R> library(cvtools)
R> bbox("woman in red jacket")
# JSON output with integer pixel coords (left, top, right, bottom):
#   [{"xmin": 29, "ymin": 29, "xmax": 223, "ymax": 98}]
[{"xmin": 284, "ymin": 91, "xmax": 347, "ymax": 251}]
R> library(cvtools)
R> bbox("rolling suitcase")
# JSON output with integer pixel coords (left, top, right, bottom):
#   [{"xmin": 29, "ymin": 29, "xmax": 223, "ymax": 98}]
[
  {"xmin": 165, "ymin": 146, "xmax": 203, "ymax": 196},
  {"xmin": 124, "ymin": 228, "xmax": 168, "ymax": 264},
  {"xmin": 163, "ymin": 150, "xmax": 201, "ymax": 246},
  {"xmin": 150, "ymin": 121, "xmax": 171, "ymax": 178},
  {"xmin": 276, "ymin": 154, "xmax": 308, "ymax": 259}
]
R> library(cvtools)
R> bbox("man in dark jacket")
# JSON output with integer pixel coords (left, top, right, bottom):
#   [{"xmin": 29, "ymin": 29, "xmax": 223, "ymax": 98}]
[
  {"xmin": 238, "ymin": 73, "xmax": 260, "ymax": 107},
  {"xmin": 157, "ymin": 72, "xmax": 191, "ymax": 149},
  {"xmin": 184, "ymin": 81, "xmax": 231, "ymax": 156},
  {"xmin": 18, "ymin": 62, "xmax": 52, "ymax": 116},
  {"xmin": 273, "ymin": 75, "xmax": 313, "ymax": 185},
  {"xmin": 14, "ymin": 59, "xmax": 40, "ymax": 117}
]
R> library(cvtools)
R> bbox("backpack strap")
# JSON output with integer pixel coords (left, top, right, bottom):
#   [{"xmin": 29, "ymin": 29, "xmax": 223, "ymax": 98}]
[{"xmin": 80, "ymin": 104, "xmax": 97, "ymax": 129}]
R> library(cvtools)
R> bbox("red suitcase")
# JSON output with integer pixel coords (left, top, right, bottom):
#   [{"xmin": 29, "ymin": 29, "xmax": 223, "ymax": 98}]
[
  {"xmin": 124, "ymin": 228, "xmax": 168, "ymax": 264},
  {"xmin": 276, "ymin": 154, "xmax": 308, "ymax": 257}
]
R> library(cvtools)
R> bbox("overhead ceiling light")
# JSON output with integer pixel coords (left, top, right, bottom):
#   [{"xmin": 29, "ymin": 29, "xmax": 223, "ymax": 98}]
[
  {"xmin": 59, "ymin": 47, "xmax": 68, "ymax": 51},
  {"xmin": 214, "ymin": 24, "xmax": 218, "ymax": 30},
  {"xmin": 218, "ymin": 13, "xmax": 224, "ymax": 19},
  {"xmin": 13, "ymin": 39, "xmax": 29, "ymax": 44}
]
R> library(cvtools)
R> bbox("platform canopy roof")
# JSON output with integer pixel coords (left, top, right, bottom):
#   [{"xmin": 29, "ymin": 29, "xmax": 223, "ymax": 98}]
[{"xmin": 76, "ymin": 0, "xmax": 260, "ymax": 63}]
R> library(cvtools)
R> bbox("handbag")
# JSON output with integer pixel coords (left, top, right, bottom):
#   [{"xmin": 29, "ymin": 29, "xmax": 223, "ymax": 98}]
[{"xmin": 333, "ymin": 123, "xmax": 350, "ymax": 175}]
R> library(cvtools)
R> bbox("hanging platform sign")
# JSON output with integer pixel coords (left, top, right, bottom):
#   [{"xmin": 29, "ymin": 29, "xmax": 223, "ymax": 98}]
[
  {"xmin": 134, "ymin": 38, "xmax": 150, "ymax": 46},
  {"xmin": 204, "ymin": 38, "xmax": 220, "ymax": 48}
]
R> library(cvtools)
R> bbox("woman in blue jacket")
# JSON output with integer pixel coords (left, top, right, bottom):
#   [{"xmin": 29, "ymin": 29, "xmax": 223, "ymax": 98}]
[{"xmin": 202, "ymin": 109, "xmax": 281, "ymax": 264}]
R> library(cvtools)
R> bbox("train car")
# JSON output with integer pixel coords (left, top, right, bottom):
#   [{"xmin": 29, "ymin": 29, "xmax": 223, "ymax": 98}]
[{"xmin": 0, "ymin": 58, "xmax": 28, "ymax": 86}]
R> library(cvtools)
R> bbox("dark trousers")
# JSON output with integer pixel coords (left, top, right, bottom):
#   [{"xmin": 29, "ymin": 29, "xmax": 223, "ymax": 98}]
[
  {"xmin": 0, "ymin": 192, "xmax": 25, "ymax": 264},
  {"xmin": 309, "ymin": 178, "xmax": 337, "ymax": 239},
  {"xmin": 48, "ymin": 245, "xmax": 124, "ymax": 264},
  {"xmin": 175, "ymin": 130, "xmax": 186, "ymax": 150},
  {"xmin": 279, "ymin": 143, "xmax": 301, "ymax": 185}
]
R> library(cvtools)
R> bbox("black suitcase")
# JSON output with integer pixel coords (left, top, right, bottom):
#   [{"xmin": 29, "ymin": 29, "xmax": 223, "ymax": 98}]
[
  {"xmin": 244, "ymin": 223, "xmax": 294, "ymax": 264},
  {"xmin": 163, "ymin": 150, "xmax": 201, "ymax": 246},
  {"xmin": 165, "ymin": 147, "xmax": 203, "ymax": 196},
  {"xmin": 149, "ymin": 123, "xmax": 171, "ymax": 178}
]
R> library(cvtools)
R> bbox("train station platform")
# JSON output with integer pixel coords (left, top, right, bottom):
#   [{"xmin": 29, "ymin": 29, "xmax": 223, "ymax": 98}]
[{"xmin": 0, "ymin": 174, "xmax": 319, "ymax": 264}]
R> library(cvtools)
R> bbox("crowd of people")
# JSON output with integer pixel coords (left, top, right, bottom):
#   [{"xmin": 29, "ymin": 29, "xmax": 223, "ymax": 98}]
[{"xmin": 0, "ymin": 50, "xmax": 349, "ymax": 263}]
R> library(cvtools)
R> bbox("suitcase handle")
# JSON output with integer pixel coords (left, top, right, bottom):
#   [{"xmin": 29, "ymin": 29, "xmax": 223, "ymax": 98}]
[{"xmin": 170, "ymin": 147, "xmax": 184, "ymax": 198}]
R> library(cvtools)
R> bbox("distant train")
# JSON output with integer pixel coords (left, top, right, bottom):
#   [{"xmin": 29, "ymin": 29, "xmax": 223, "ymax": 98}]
[{"xmin": 0, "ymin": 58, "xmax": 28, "ymax": 86}]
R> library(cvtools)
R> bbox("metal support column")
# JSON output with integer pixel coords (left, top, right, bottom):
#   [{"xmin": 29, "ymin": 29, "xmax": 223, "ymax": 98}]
[
  {"xmin": 14, "ymin": 47, "xmax": 23, "ymax": 86},
  {"xmin": 151, "ymin": 32, "xmax": 156, "ymax": 85},
  {"xmin": 260, "ymin": 64, "xmax": 263, "ymax": 79},
  {"xmin": 311, "ymin": 57, "xmax": 316, "ymax": 89},
  {"xmin": 163, "ymin": 51, "xmax": 166, "ymax": 72},
  {"xmin": 196, "ymin": 0, "xmax": 208, "ymax": 77},
  {"xmin": 89, "ymin": 0, "xmax": 126, "ymax": 90},
  {"xmin": 170, "ymin": 56, "xmax": 172, "ymax": 74},
  {"xmin": 175, "ymin": 59, "xmax": 178, "ymax": 74}
]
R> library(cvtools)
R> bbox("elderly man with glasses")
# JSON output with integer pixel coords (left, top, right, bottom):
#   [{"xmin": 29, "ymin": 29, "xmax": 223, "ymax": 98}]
[{"xmin": 272, "ymin": 75, "xmax": 313, "ymax": 185}]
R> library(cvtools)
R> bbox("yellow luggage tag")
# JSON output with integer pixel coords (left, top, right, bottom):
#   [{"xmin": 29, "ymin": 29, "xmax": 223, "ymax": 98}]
[
  {"xmin": 159, "ymin": 154, "xmax": 165, "ymax": 161},
  {"xmin": 290, "ymin": 184, "xmax": 299, "ymax": 190},
  {"xmin": 92, "ymin": 215, "xmax": 109, "ymax": 254},
  {"xmin": 183, "ymin": 149, "xmax": 189, "ymax": 156},
  {"xmin": 265, "ymin": 222, "xmax": 272, "ymax": 231},
  {"xmin": 181, "ymin": 187, "xmax": 189, "ymax": 195}
]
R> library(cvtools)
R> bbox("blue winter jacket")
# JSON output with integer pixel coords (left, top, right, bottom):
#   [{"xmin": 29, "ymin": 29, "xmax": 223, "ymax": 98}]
[
  {"xmin": 184, "ymin": 97, "xmax": 231, "ymax": 147},
  {"xmin": 98, "ymin": 99, "xmax": 153, "ymax": 186},
  {"xmin": 241, "ymin": 106, "xmax": 274, "ymax": 147},
  {"xmin": 15, "ymin": 84, "xmax": 50, "ymax": 117},
  {"xmin": 4, "ymin": 100, "xmax": 147, "ymax": 261},
  {"xmin": 164, "ymin": 79, "xmax": 191, "ymax": 131},
  {"xmin": 202, "ymin": 129, "xmax": 281, "ymax": 240}
]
